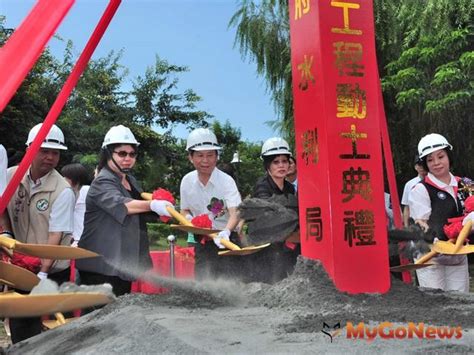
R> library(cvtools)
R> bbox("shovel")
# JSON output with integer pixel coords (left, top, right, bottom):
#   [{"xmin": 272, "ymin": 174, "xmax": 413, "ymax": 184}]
[
  {"xmin": 391, "ymin": 221, "xmax": 472, "ymax": 273},
  {"xmin": 0, "ymin": 292, "xmax": 112, "ymax": 318},
  {"xmin": 0, "ymin": 234, "xmax": 99, "ymax": 259},
  {"xmin": 431, "ymin": 220, "xmax": 474, "ymax": 255},
  {"xmin": 141, "ymin": 192, "xmax": 269, "ymax": 256},
  {"xmin": 0, "ymin": 261, "xmax": 40, "ymax": 291}
]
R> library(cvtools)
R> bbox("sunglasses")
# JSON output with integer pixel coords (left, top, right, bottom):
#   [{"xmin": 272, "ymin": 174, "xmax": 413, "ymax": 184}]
[{"xmin": 113, "ymin": 150, "xmax": 137, "ymax": 158}]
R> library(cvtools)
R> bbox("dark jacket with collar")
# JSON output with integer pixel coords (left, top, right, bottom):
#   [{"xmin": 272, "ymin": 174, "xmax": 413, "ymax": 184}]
[{"xmin": 76, "ymin": 167, "xmax": 152, "ymax": 280}]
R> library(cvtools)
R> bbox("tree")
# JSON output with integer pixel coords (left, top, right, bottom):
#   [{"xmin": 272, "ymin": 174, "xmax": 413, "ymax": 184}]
[
  {"xmin": 0, "ymin": 18, "xmax": 213, "ymax": 194},
  {"xmin": 229, "ymin": 0, "xmax": 294, "ymax": 144}
]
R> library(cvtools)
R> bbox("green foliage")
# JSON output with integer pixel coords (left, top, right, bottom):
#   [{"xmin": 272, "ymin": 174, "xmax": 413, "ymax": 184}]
[{"xmin": 147, "ymin": 222, "xmax": 187, "ymax": 250}]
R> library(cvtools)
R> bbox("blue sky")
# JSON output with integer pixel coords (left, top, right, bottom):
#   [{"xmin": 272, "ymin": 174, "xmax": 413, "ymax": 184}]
[{"xmin": 1, "ymin": 0, "xmax": 278, "ymax": 143}]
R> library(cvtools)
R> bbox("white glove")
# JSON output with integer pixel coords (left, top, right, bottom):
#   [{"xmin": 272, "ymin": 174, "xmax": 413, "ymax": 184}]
[
  {"xmin": 213, "ymin": 229, "xmax": 230, "ymax": 249},
  {"xmin": 150, "ymin": 200, "xmax": 173, "ymax": 217},
  {"xmin": 462, "ymin": 212, "xmax": 474, "ymax": 226},
  {"xmin": 37, "ymin": 271, "xmax": 48, "ymax": 280},
  {"xmin": 185, "ymin": 214, "xmax": 193, "ymax": 221}
]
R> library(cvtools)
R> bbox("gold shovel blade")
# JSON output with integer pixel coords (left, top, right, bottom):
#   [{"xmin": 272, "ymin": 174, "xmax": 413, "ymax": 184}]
[
  {"xmin": 0, "ymin": 261, "xmax": 40, "ymax": 291},
  {"xmin": 0, "ymin": 235, "xmax": 99, "ymax": 259},
  {"xmin": 218, "ymin": 243, "xmax": 271, "ymax": 256},
  {"xmin": 170, "ymin": 224, "xmax": 222, "ymax": 234},
  {"xmin": 431, "ymin": 242, "xmax": 474, "ymax": 255},
  {"xmin": 0, "ymin": 292, "xmax": 113, "ymax": 318},
  {"xmin": 390, "ymin": 263, "xmax": 435, "ymax": 272}
]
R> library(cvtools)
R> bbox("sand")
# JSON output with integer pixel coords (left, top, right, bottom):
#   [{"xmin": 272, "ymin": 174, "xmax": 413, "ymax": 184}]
[{"xmin": 5, "ymin": 257, "xmax": 474, "ymax": 354}]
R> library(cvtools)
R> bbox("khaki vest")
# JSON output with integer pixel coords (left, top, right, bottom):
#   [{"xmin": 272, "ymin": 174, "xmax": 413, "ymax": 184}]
[{"xmin": 6, "ymin": 167, "xmax": 72, "ymax": 273}]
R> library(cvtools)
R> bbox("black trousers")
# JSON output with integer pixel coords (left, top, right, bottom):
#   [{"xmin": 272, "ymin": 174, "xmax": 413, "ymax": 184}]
[
  {"xmin": 193, "ymin": 233, "xmax": 243, "ymax": 281},
  {"xmin": 10, "ymin": 268, "xmax": 71, "ymax": 344}
]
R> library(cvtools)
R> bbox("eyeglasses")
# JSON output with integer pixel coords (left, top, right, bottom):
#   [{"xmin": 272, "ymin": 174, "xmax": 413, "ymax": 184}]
[{"xmin": 113, "ymin": 151, "xmax": 137, "ymax": 158}]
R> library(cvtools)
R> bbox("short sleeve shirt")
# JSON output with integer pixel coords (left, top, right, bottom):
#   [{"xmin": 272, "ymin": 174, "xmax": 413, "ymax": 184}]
[
  {"xmin": 408, "ymin": 172, "xmax": 458, "ymax": 220},
  {"xmin": 180, "ymin": 168, "xmax": 241, "ymax": 230},
  {"xmin": 28, "ymin": 171, "xmax": 75, "ymax": 233},
  {"xmin": 401, "ymin": 176, "xmax": 422, "ymax": 206}
]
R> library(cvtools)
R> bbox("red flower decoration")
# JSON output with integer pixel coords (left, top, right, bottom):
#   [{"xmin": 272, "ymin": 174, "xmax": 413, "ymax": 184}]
[
  {"xmin": 151, "ymin": 188, "xmax": 175, "ymax": 223},
  {"xmin": 191, "ymin": 214, "xmax": 212, "ymax": 229},
  {"xmin": 443, "ymin": 222, "xmax": 463, "ymax": 240},
  {"xmin": 10, "ymin": 253, "xmax": 41, "ymax": 273},
  {"xmin": 152, "ymin": 188, "xmax": 175, "ymax": 204},
  {"xmin": 464, "ymin": 196, "xmax": 474, "ymax": 213}
]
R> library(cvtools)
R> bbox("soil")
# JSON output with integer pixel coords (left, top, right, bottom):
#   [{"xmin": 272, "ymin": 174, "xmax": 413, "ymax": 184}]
[{"xmin": 3, "ymin": 257, "xmax": 474, "ymax": 354}]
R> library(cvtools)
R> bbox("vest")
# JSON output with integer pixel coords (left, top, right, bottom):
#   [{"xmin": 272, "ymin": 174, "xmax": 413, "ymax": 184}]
[
  {"xmin": 422, "ymin": 180, "xmax": 463, "ymax": 241},
  {"xmin": 6, "ymin": 166, "xmax": 72, "ymax": 273}
]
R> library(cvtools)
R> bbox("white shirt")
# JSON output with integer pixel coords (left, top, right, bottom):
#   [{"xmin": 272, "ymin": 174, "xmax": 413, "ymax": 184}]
[
  {"xmin": 73, "ymin": 185, "xmax": 90, "ymax": 241},
  {"xmin": 408, "ymin": 172, "xmax": 458, "ymax": 220},
  {"xmin": 0, "ymin": 145, "xmax": 6, "ymax": 195},
  {"xmin": 401, "ymin": 175, "xmax": 422, "ymax": 206},
  {"xmin": 180, "ymin": 168, "xmax": 241, "ymax": 230},
  {"xmin": 28, "ymin": 170, "xmax": 75, "ymax": 233}
]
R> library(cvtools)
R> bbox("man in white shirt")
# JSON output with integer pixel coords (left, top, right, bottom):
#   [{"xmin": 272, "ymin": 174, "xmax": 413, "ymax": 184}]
[
  {"xmin": 401, "ymin": 155, "xmax": 427, "ymax": 227},
  {"xmin": 180, "ymin": 128, "xmax": 241, "ymax": 279}
]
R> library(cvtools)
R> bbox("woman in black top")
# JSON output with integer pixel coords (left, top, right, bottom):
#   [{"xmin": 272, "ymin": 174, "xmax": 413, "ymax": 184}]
[{"xmin": 246, "ymin": 137, "xmax": 299, "ymax": 284}]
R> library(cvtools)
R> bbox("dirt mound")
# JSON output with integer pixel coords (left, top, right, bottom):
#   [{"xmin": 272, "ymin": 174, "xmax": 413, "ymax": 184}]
[
  {"xmin": 5, "ymin": 257, "xmax": 474, "ymax": 353},
  {"xmin": 253, "ymin": 257, "xmax": 474, "ymax": 333}
]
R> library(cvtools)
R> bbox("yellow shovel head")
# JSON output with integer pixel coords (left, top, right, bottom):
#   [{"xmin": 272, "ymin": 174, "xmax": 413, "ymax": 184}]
[
  {"xmin": 218, "ymin": 243, "xmax": 271, "ymax": 256},
  {"xmin": 390, "ymin": 263, "xmax": 435, "ymax": 272},
  {"xmin": 431, "ymin": 242, "xmax": 474, "ymax": 255},
  {"xmin": 170, "ymin": 224, "xmax": 222, "ymax": 234},
  {"xmin": 0, "ymin": 261, "xmax": 40, "ymax": 291},
  {"xmin": 0, "ymin": 235, "xmax": 99, "ymax": 259},
  {"xmin": 0, "ymin": 292, "xmax": 112, "ymax": 318}
]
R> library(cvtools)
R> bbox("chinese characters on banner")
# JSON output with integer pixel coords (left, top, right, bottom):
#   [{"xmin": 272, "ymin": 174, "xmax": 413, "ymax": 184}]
[{"xmin": 289, "ymin": 0, "xmax": 390, "ymax": 293}]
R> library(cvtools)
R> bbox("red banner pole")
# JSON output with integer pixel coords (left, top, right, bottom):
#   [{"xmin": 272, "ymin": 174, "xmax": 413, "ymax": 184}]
[
  {"xmin": 378, "ymin": 79, "xmax": 412, "ymax": 283},
  {"xmin": 0, "ymin": 0, "xmax": 75, "ymax": 112},
  {"xmin": 289, "ymin": 0, "xmax": 390, "ymax": 293},
  {"xmin": 0, "ymin": 0, "xmax": 122, "ymax": 215}
]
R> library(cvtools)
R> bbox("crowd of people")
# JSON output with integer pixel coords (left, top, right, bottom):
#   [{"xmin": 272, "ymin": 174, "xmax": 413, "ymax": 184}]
[{"xmin": 0, "ymin": 123, "xmax": 472, "ymax": 343}]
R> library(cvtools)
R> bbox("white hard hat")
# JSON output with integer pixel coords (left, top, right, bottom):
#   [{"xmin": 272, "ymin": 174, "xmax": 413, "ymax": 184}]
[
  {"xmin": 186, "ymin": 128, "xmax": 221, "ymax": 151},
  {"xmin": 261, "ymin": 137, "xmax": 292, "ymax": 157},
  {"xmin": 417, "ymin": 133, "xmax": 452, "ymax": 159},
  {"xmin": 26, "ymin": 123, "xmax": 67, "ymax": 150},
  {"xmin": 102, "ymin": 125, "xmax": 140, "ymax": 148}
]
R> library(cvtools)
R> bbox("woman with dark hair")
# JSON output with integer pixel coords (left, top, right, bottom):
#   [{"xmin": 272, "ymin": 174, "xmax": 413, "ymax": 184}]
[
  {"xmin": 61, "ymin": 163, "xmax": 92, "ymax": 247},
  {"xmin": 76, "ymin": 125, "xmax": 173, "ymax": 296},
  {"xmin": 247, "ymin": 137, "xmax": 299, "ymax": 284},
  {"xmin": 408, "ymin": 133, "xmax": 469, "ymax": 292}
]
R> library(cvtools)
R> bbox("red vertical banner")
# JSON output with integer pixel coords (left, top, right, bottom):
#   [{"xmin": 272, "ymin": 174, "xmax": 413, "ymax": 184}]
[{"xmin": 289, "ymin": 0, "xmax": 390, "ymax": 293}]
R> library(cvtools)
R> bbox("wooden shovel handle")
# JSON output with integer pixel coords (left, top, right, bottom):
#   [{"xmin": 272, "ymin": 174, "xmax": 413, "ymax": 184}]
[
  {"xmin": 0, "ymin": 235, "xmax": 16, "ymax": 249},
  {"xmin": 454, "ymin": 220, "xmax": 472, "ymax": 252},
  {"xmin": 415, "ymin": 250, "xmax": 438, "ymax": 265}
]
